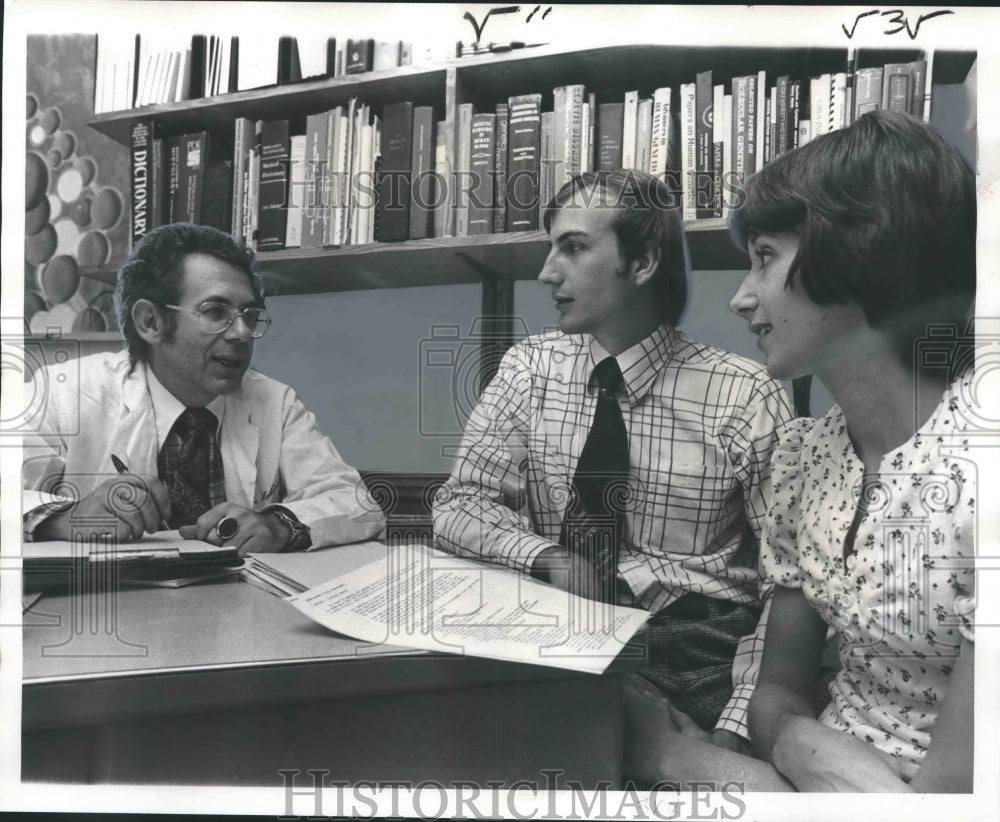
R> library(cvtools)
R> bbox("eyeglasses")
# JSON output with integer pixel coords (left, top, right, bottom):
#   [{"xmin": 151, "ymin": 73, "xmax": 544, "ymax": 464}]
[{"xmin": 163, "ymin": 302, "xmax": 272, "ymax": 338}]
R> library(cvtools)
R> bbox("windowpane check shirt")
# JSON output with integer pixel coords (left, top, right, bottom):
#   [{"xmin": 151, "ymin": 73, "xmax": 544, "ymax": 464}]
[{"xmin": 433, "ymin": 325, "xmax": 794, "ymax": 736}]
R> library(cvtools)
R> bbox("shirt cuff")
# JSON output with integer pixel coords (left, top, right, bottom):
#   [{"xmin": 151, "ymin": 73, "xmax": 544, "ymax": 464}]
[
  {"xmin": 714, "ymin": 683, "xmax": 754, "ymax": 740},
  {"xmin": 22, "ymin": 498, "xmax": 74, "ymax": 542}
]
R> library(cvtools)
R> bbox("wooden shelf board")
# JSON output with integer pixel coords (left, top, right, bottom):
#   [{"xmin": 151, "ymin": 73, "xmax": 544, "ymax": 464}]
[
  {"xmin": 255, "ymin": 222, "xmax": 747, "ymax": 296},
  {"xmin": 89, "ymin": 44, "xmax": 976, "ymax": 146}
]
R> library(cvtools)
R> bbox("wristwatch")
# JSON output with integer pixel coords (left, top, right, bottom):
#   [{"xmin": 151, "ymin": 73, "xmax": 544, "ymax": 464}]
[{"xmin": 262, "ymin": 505, "xmax": 312, "ymax": 553}]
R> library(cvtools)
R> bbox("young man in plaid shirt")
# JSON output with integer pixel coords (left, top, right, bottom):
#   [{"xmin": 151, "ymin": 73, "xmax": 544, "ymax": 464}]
[{"xmin": 434, "ymin": 170, "xmax": 794, "ymax": 768}]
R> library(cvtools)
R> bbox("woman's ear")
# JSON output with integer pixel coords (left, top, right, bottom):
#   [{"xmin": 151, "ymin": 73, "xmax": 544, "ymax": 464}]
[
  {"xmin": 631, "ymin": 243, "xmax": 661, "ymax": 288},
  {"xmin": 131, "ymin": 299, "xmax": 164, "ymax": 345}
]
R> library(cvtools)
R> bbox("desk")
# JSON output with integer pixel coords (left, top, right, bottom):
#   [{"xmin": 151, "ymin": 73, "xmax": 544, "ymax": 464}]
[{"xmin": 22, "ymin": 545, "xmax": 630, "ymax": 787}]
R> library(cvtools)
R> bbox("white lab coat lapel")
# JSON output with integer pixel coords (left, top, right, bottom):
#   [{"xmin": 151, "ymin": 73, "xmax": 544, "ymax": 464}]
[
  {"xmin": 220, "ymin": 390, "xmax": 260, "ymax": 508},
  {"xmin": 107, "ymin": 360, "xmax": 159, "ymax": 476}
]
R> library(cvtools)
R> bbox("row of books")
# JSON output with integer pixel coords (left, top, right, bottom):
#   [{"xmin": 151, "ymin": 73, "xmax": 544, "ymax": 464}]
[
  {"xmin": 128, "ymin": 54, "xmax": 937, "ymax": 249},
  {"xmin": 97, "ymin": 33, "xmax": 443, "ymax": 114},
  {"xmin": 128, "ymin": 122, "xmax": 234, "ymax": 247}
]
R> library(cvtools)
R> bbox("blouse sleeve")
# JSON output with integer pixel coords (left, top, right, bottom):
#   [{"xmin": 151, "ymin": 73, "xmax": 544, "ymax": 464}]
[
  {"xmin": 760, "ymin": 417, "xmax": 815, "ymax": 590},
  {"xmin": 953, "ymin": 594, "xmax": 976, "ymax": 643}
]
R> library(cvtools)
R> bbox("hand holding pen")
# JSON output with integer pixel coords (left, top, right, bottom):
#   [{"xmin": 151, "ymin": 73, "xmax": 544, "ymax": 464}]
[{"xmin": 32, "ymin": 456, "xmax": 172, "ymax": 543}]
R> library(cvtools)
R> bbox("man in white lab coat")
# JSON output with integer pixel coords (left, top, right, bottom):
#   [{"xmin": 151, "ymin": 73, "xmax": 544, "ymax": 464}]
[{"xmin": 23, "ymin": 222, "xmax": 384, "ymax": 554}]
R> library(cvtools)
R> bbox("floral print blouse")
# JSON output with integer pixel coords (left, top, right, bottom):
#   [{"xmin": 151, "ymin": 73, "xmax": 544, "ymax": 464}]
[{"xmin": 761, "ymin": 371, "xmax": 977, "ymax": 781}]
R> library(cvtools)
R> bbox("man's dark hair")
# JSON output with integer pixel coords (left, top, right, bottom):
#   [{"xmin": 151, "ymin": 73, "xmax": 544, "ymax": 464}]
[
  {"xmin": 730, "ymin": 109, "xmax": 976, "ymax": 368},
  {"xmin": 113, "ymin": 222, "xmax": 263, "ymax": 365},
  {"xmin": 543, "ymin": 169, "xmax": 690, "ymax": 326}
]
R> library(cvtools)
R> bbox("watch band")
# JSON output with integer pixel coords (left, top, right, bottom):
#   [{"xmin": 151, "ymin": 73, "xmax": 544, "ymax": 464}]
[{"xmin": 262, "ymin": 505, "xmax": 312, "ymax": 553}]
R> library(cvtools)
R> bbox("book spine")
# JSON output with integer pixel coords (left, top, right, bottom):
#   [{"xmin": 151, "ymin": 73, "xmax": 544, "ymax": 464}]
[
  {"xmin": 277, "ymin": 36, "xmax": 302, "ymax": 85},
  {"xmin": 908, "ymin": 59, "xmax": 927, "ymax": 117},
  {"xmin": 767, "ymin": 85, "xmax": 776, "ymax": 163},
  {"xmin": 789, "ymin": 81, "xmax": 801, "ymax": 148},
  {"xmin": 731, "ymin": 76, "xmax": 746, "ymax": 188},
  {"xmin": 373, "ymin": 41, "xmax": 401, "ymax": 71},
  {"xmin": 129, "ymin": 119, "xmax": 153, "ymax": 247},
  {"xmin": 345, "ymin": 39, "xmax": 374, "ymax": 74},
  {"xmin": 711, "ymin": 83, "xmax": 724, "ymax": 219},
  {"xmin": 175, "ymin": 131, "xmax": 206, "ymax": 223},
  {"xmin": 622, "ymin": 90, "xmax": 639, "ymax": 169},
  {"xmin": 680, "ymin": 81, "xmax": 696, "ymax": 223},
  {"xmin": 409, "ymin": 106, "xmax": 436, "ymax": 241},
  {"xmin": 257, "ymin": 119, "xmax": 291, "ymax": 250},
  {"xmin": 539, "ymin": 111, "xmax": 553, "ymax": 208},
  {"xmin": 854, "ymin": 67, "xmax": 883, "ymax": 119},
  {"xmin": 775, "ymin": 76, "xmax": 790, "ymax": 156},
  {"xmin": 377, "ymin": 101, "xmax": 414, "ymax": 242},
  {"xmin": 433, "ymin": 120, "xmax": 451, "ymax": 238},
  {"xmin": 584, "ymin": 91, "xmax": 596, "ymax": 173},
  {"xmin": 845, "ymin": 48, "xmax": 856, "ymax": 125},
  {"xmin": 721, "ymin": 92, "xmax": 733, "ymax": 220},
  {"xmin": 505, "ymin": 93, "xmax": 542, "ymax": 232},
  {"xmin": 887, "ymin": 73, "xmax": 910, "ymax": 113},
  {"xmin": 755, "ymin": 69, "xmax": 767, "ymax": 172},
  {"xmin": 694, "ymin": 71, "xmax": 713, "ymax": 219},
  {"xmin": 636, "ymin": 97, "xmax": 653, "ymax": 174},
  {"xmin": 881, "ymin": 63, "xmax": 908, "ymax": 111},
  {"xmin": 189, "ymin": 35, "xmax": 207, "ymax": 99},
  {"xmin": 455, "ymin": 103, "xmax": 474, "ymax": 237},
  {"xmin": 744, "ymin": 74, "xmax": 757, "ymax": 175},
  {"xmin": 649, "ymin": 88, "xmax": 672, "ymax": 176},
  {"xmin": 323, "ymin": 107, "xmax": 342, "ymax": 246},
  {"xmin": 149, "ymin": 136, "xmax": 167, "ymax": 229},
  {"xmin": 302, "ymin": 111, "xmax": 329, "ymax": 248},
  {"xmin": 468, "ymin": 113, "xmax": 496, "ymax": 235},
  {"xmin": 493, "ymin": 103, "xmax": 509, "ymax": 234},
  {"xmin": 201, "ymin": 145, "xmax": 233, "ymax": 234},
  {"xmin": 284, "ymin": 134, "xmax": 306, "ymax": 247},
  {"xmin": 830, "ymin": 72, "xmax": 847, "ymax": 132},
  {"xmin": 596, "ymin": 103, "xmax": 624, "ymax": 171}
]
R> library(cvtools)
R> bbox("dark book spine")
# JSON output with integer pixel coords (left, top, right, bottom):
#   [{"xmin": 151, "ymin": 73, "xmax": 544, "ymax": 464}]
[
  {"xmin": 694, "ymin": 70, "xmax": 713, "ymax": 219},
  {"xmin": 468, "ymin": 113, "xmax": 496, "ymax": 236},
  {"xmin": 202, "ymin": 153, "xmax": 234, "ymax": 233},
  {"xmin": 189, "ymin": 35, "xmax": 207, "ymax": 99},
  {"xmin": 257, "ymin": 119, "xmax": 291, "ymax": 250},
  {"xmin": 129, "ymin": 119, "xmax": 153, "ymax": 247},
  {"xmin": 345, "ymin": 39, "xmax": 374, "ymax": 74},
  {"xmin": 409, "ymin": 106, "xmax": 435, "ymax": 240},
  {"xmin": 596, "ymin": 103, "xmax": 624, "ymax": 171},
  {"xmin": 277, "ymin": 36, "xmax": 301, "ymax": 85},
  {"xmin": 150, "ymin": 136, "xmax": 167, "ymax": 229},
  {"xmin": 325, "ymin": 38, "xmax": 338, "ymax": 76},
  {"xmin": 377, "ymin": 101, "xmax": 414, "ymax": 242},
  {"xmin": 166, "ymin": 135, "xmax": 182, "ymax": 224},
  {"xmin": 179, "ymin": 131, "xmax": 209, "ymax": 224},
  {"xmin": 505, "ymin": 94, "xmax": 542, "ymax": 232},
  {"xmin": 776, "ymin": 76, "xmax": 790, "ymax": 156},
  {"xmin": 302, "ymin": 111, "xmax": 330, "ymax": 248},
  {"xmin": 228, "ymin": 36, "xmax": 239, "ymax": 92},
  {"xmin": 493, "ymin": 102, "xmax": 509, "ymax": 234}
]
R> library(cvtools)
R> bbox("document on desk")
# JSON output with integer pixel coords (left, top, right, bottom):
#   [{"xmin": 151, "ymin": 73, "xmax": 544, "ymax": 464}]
[{"xmin": 286, "ymin": 543, "xmax": 651, "ymax": 674}]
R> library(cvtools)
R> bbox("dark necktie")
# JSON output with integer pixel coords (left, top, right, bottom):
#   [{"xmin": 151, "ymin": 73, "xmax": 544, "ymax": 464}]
[
  {"xmin": 158, "ymin": 407, "xmax": 226, "ymax": 528},
  {"xmin": 559, "ymin": 357, "xmax": 630, "ymax": 604}
]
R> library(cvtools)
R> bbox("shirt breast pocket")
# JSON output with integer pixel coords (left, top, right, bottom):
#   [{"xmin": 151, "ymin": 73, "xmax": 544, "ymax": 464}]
[{"xmin": 636, "ymin": 462, "xmax": 735, "ymax": 553}]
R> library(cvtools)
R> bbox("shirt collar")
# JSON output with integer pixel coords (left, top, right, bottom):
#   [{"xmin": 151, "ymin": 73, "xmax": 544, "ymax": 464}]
[
  {"xmin": 586, "ymin": 324, "xmax": 678, "ymax": 406},
  {"xmin": 145, "ymin": 366, "xmax": 226, "ymax": 450}
]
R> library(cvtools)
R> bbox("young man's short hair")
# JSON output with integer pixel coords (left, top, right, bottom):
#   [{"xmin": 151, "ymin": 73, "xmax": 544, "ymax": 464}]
[{"xmin": 544, "ymin": 169, "xmax": 691, "ymax": 327}]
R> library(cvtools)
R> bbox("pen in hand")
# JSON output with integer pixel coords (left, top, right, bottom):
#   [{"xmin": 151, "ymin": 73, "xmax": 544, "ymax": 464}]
[{"xmin": 111, "ymin": 453, "xmax": 170, "ymax": 532}]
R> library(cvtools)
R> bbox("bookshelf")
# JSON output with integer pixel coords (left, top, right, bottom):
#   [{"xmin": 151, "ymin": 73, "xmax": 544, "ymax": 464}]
[{"xmin": 85, "ymin": 42, "xmax": 977, "ymax": 397}]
